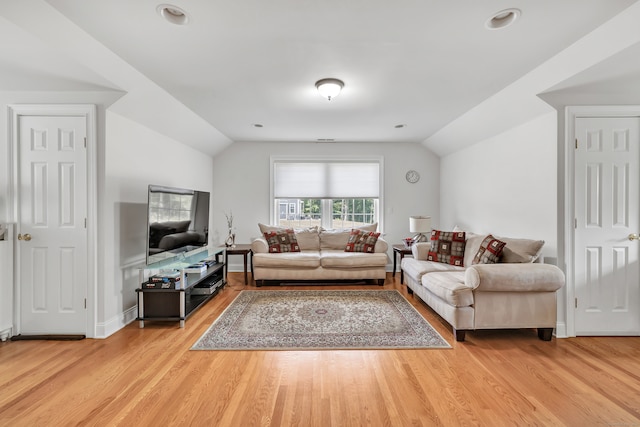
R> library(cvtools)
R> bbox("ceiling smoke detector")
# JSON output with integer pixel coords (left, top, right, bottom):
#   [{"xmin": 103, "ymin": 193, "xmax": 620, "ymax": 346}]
[
  {"xmin": 157, "ymin": 4, "xmax": 190, "ymax": 25},
  {"xmin": 485, "ymin": 8, "xmax": 520, "ymax": 30}
]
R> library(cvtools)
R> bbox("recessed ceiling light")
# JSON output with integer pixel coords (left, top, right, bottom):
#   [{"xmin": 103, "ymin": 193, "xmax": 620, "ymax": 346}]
[
  {"xmin": 485, "ymin": 8, "xmax": 520, "ymax": 30},
  {"xmin": 395, "ymin": 124, "xmax": 406, "ymax": 129},
  {"xmin": 253, "ymin": 124, "xmax": 264, "ymax": 128},
  {"xmin": 157, "ymin": 4, "xmax": 190, "ymax": 25}
]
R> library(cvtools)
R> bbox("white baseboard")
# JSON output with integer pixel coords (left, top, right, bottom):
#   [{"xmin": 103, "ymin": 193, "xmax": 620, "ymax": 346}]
[
  {"xmin": 95, "ymin": 306, "xmax": 137, "ymax": 339},
  {"xmin": 555, "ymin": 321, "xmax": 568, "ymax": 338},
  {"xmin": 0, "ymin": 326, "xmax": 12, "ymax": 342}
]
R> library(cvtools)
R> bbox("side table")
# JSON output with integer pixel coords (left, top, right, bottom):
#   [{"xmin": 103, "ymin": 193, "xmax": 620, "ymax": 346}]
[
  {"xmin": 392, "ymin": 244, "xmax": 413, "ymax": 284},
  {"xmin": 224, "ymin": 244, "xmax": 253, "ymax": 285}
]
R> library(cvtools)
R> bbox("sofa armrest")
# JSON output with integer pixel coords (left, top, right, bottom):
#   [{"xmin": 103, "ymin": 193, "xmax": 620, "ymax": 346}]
[
  {"xmin": 411, "ymin": 242, "xmax": 431, "ymax": 260},
  {"xmin": 251, "ymin": 238, "xmax": 269, "ymax": 254},
  {"xmin": 465, "ymin": 263, "xmax": 565, "ymax": 292},
  {"xmin": 375, "ymin": 237, "xmax": 389, "ymax": 253}
]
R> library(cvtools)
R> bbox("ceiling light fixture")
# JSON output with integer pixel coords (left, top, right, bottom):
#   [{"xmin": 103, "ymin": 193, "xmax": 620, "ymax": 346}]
[
  {"xmin": 485, "ymin": 8, "xmax": 520, "ymax": 30},
  {"xmin": 157, "ymin": 4, "xmax": 190, "ymax": 25},
  {"xmin": 315, "ymin": 78, "xmax": 344, "ymax": 101}
]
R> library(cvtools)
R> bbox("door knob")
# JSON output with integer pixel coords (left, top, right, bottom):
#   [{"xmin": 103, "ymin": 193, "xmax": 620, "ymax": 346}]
[
  {"xmin": 18, "ymin": 233, "xmax": 32, "ymax": 241},
  {"xmin": 628, "ymin": 233, "xmax": 639, "ymax": 241}
]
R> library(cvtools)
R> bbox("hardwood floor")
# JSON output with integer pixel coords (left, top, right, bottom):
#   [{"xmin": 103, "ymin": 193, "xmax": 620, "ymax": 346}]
[{"xmin": 1, "ymin": 273, "xmax": 639, "ymax": 426}]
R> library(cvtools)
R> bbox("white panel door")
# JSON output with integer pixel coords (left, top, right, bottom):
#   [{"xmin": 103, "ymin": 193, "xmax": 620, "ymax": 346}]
[
  {"xmin": 574, "ymin": 117, "xmax": 640, "ymax": 335},
  {"xmin": 18, "ymin": 115, "xmax": 87, "ymax": 334}
]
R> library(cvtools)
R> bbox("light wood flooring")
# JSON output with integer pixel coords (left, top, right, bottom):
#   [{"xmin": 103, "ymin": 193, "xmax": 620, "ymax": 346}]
[{"xmin": 1, "ymin": 273, "xmax": 639, "ymax": 426}]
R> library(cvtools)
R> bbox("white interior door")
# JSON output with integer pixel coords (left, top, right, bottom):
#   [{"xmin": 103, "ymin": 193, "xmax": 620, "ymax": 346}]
[
  {"xmin": 574, "ymin": 116, "xmax": 640, "ymax": 335},
  {"xmin": 18, "ymin": 115, "xmax": 88, "ymax": 335}
]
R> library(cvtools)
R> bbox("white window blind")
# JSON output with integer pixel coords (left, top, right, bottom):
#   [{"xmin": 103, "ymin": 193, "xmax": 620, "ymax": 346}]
[{"xmin": 274, "ymin": 161, "xmax": 380, "ymax": 198}]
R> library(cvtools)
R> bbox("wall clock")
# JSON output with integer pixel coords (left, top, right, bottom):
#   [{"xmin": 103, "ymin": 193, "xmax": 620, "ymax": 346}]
[{"xmin": 405, "ymin": 170, "xmax": 420, "ymax": 183}]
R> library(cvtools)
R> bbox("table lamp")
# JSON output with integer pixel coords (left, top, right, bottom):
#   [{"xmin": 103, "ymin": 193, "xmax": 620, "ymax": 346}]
[{"xmin": 410, "ymin": 216, "xmax": 431, "ymax": 243}]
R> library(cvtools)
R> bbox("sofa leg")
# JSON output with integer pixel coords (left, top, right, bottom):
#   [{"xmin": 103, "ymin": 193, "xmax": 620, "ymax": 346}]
[
  {"xmin": 377, "ymin": 279, "xmax": 385, "ymax": 286},
  {"xmin": 538, "ymin": 328, "xmax": 553, "ymax": 341},
  {"xmin": 406, "ymin": 287, "xmax": 413, "ymax": 295},
  {"xmin": 256, "ymin": 280, "xmax": 263, "ymax": 288},
  {"xmin": 454, "ymin": 329, "xmax": 466, "ymax": 342}
]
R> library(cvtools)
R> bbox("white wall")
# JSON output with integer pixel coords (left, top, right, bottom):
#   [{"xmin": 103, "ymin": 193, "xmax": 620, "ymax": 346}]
[
  {"xmin": 100, "ymin": 111, "xmax": 214, "ymax": 337},
  {"xmin": 440, "ymin": 111, "xmax": 558, "ymax": 260},
  {"xmin": 212, "ymin": 141, "xmax": 440, "ymax": 270}
]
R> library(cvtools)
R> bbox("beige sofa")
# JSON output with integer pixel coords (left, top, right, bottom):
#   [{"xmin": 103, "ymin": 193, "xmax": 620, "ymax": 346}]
[
  {"xmin": 401, "ymin": 230, "xmax": 565, "ymax": 342},
  {"xmin": 251, "ymin": 224, "xmax": 388, "ymax": 286}
]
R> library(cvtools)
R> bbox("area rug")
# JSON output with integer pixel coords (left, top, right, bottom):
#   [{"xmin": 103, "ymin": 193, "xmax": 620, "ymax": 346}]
[{"xmin": 191, "ymin": 290, "xmax": 450, "ymax": 350}]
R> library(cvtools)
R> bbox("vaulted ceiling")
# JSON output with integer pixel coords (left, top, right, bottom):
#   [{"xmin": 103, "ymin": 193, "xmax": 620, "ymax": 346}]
[{"xmin": 1, "ymin": 0, "xmax": 638, "ymax": 156}]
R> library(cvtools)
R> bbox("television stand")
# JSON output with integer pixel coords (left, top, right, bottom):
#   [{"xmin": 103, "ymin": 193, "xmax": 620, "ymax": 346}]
[{"xmin": 136, "ymin": 248, "xmax": 225, "ymax": 328}]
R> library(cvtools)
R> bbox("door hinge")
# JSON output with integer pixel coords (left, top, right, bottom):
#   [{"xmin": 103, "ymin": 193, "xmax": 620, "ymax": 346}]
[
  {"xmin": 84, "ymin": 137, "xmax": 87, "ymax": 148},
  {"xmin": 84, "ymin": 218, "xmax": 87, "ymax": 228},
  {"xmin": 575, "ymin": 298, "xmax": 578, "ymax": 308},
  {"xmin": 574, "ymin": 218, "xmax": 577, "ymax": 229},
  {"xmin": 84, "ymin": 298, "xmax": 87, "ymax": 309},
  {"xmin": 575, "ymin": 138, "xmax": 578, "ymax": 149}
]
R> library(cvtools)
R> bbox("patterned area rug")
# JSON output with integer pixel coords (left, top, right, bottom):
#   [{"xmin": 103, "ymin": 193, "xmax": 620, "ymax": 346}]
[{"xmin": 191, "ymin": 290, "xmax": 451, "ymax": 350}]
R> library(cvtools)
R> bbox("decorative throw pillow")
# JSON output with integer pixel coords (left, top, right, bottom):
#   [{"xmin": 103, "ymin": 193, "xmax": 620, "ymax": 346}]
[
  {"xmin": 344, "ymin": 229, "xmax": 380, "ymax": 253},
  {"xmin": 427, "ymin": 230, "xmax": 466, "ymax": 266},
  {"xmin": 472, "ymin": 234, "xmax": 506, "ymax": 264},
  {"xmin": 263, "ymin": 229, "xmax": 300, "ymax": 253}
]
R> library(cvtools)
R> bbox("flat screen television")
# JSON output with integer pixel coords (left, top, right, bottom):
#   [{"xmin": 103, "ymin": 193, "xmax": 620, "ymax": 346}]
[{"xmin": 146, "ymin": 184, "xmax": 210, "ymax": 265}]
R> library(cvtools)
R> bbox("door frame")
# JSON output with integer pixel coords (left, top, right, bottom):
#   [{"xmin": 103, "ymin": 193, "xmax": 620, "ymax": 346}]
[
  {"xmin": 8, "ymin": 104, "xmax": 97, "ymax": 338},
  {"xmin": 564, "ymin": 105, "xmax": 640, "ymax": 337}
]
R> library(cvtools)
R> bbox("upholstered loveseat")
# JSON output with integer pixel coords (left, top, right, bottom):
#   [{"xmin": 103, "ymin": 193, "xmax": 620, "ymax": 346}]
[
  {"xmin": 401, "ymin": 229, "xmax": 565, "ymax": 342},
  {"xmin": 251, "ymin": 224, "xmax": 388, "ymax": 286}
]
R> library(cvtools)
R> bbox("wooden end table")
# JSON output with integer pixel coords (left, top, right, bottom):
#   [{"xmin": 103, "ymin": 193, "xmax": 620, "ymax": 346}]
[
  {"xmin": 224, "ymin": 244, "xmax": 253, "ymax": 285},
  {"xmin": 392, "ymin": 244, "xmax": 413, "ymax": 284}
]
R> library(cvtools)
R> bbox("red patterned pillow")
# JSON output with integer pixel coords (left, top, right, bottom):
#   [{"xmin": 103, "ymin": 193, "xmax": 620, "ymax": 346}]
[
  {"xmin": 263, "ymin": 229, "xmax": 300, "ymax": 253},
  {"xmin": 344, "ymin": 229, "xmax": 380, "ymax": 253},
  {"xmin": 473, "ymin": 235, "xmax": 506, "ymax": 264},
  {"xmin": 427, "ymin": 230, "xmax": 466, "ymax": 266}
]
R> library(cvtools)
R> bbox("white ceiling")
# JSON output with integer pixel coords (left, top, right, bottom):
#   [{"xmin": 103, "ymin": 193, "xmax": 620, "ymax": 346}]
[{"xmin": 1, "ymin": 0, "xmax": 638, "ymax": 153}]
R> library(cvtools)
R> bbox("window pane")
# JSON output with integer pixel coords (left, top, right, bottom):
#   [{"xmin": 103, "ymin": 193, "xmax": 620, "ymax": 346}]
[
  {"xmin": 330, "ymin": 198, "xmax": 376, "ymax": 229},
  {"xmin": 275, "ymin": 198, "xmax": 376, "ymax": 229}
]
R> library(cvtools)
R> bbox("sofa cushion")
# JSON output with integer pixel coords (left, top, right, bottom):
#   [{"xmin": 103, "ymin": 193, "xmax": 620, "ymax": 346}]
[
  {"xmin": 258, "ymin": 224, "xmax": 319, "ymax": 251},
  {"xmin": 263, "ymin": 229, "xmax": 300, "ymax": 253},
  {"xmin": 319, "ymin": 229, "xmax": 352, "ymax": 250},
  {"xmin": 427, "ymin": 230, "xmax": 466, "ymax": 267},
  {"xmin": 319, "ymin": 223, "xmax": 377, "ymax": 250},
  {"xmin": 410, "ymin": 242, "xmax": 431, "ymax": 260},
  {"xmin": 321, "ymin": 250, "xmax": 388, "ymax": 268},
  {"xmin": 497, "ymin": 236, "xmax": 545, "ymax": 263},
  {"xmin": 421, "ymin": 271, "xmax": 474, "ymax": 308},
  {"xmin": 291, "ymin": 227, "xmax": 320, "ymax": 251},
  {"xmin": 462, "ymin": 232, "xmax": 488, "ymax": 267},
  {"xmin": 401, "ymin": 258, "xmax": 464, "ymax": 284},
  {"xmin": 473, "ymin": 235, "xmax": 506, "ymax": 265},
  {"xmin": 253, "ymin": 252, "xmax": 320, "ymax": 268},
  {"xmin": 344, "ymin": 229, "xmax": 380, "ymax": 253}
]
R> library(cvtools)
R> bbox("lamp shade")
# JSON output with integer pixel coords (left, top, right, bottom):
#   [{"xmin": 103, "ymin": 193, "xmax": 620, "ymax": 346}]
[{"xmin": 409, "ymin": 216, "xmax": 431, "ymax": 233}]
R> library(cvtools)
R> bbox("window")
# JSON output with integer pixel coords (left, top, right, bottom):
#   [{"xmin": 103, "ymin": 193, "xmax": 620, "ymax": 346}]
[{"xmin": 271, "ymin": 157, "xmax": 382, "ymax": 229}]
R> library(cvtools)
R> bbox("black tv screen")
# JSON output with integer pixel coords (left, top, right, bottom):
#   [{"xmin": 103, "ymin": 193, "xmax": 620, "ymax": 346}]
[{"xmin": 146, "ymin": 185, "xmax": 210, "ymax": 265}]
